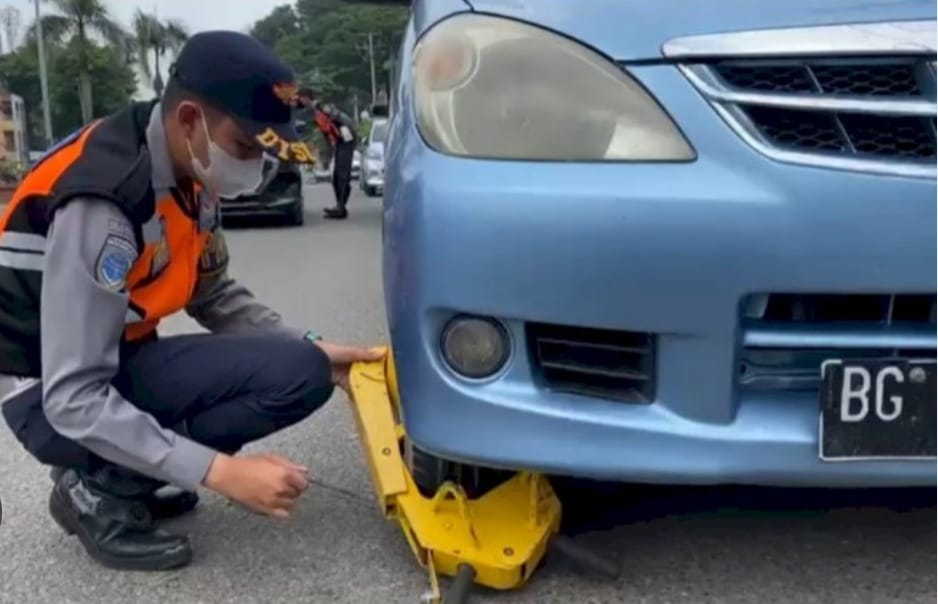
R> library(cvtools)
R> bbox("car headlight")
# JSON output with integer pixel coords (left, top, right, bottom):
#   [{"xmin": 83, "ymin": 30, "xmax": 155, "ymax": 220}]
[{"xmin": 413, "ymin": 14, "xmax": 694, "ymax": 162}]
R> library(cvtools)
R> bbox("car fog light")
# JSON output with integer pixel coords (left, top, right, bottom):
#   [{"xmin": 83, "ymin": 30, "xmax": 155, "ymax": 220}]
[{"xmin": 441, "ymin": 316, "xmax": 510, "ymax": 379}]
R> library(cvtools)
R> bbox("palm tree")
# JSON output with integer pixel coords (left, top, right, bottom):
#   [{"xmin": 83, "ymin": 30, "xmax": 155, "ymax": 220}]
[
  {"xmin": 30, "ymin": 0, "xmax": 130, "ymax": 123},
  {"xmin": 132, "ymin": 10, "xmax": 187, "ymax": 97}
]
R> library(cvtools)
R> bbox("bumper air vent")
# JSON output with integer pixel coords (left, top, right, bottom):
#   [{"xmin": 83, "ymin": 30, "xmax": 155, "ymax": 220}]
[{"xmin": 527, "ymin": 322, "xmax": 656, "ymax": 403}]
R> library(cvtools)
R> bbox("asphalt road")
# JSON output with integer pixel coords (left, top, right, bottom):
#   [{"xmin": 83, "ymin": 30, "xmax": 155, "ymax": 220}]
[{"xmin": 0, "ymin": 184, "xmax": 934, "ymax": 604}]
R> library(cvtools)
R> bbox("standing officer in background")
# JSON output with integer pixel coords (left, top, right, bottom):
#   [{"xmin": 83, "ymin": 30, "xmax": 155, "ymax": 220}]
[
  {"xmin": 295, "ymin": 88, "xmax": 358, "ymax": 219},
  {"xmin": 0, "ymin": 30, "xmax": 382, "ymax": 571}
]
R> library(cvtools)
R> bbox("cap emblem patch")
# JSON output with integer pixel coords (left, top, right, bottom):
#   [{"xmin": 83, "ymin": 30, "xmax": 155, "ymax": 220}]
[{"xmin": 272, "ymin": 82, "xmax": 299, "ymax": 106}]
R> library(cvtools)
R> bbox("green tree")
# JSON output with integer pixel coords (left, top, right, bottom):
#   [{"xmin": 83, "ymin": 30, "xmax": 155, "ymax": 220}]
[
  {"xmin": 250, "ymin": 4, "xmax": 300, "ymax": 49},
  {"xmin": 0, "ymin": 36, "xmax": 136, "ymax": 147},
  {"xmin": 251, "ymin": 0, "xmax": 408, "ymax": 111},
  {"xmin": 52, "ymin": 37, "xmax": 137, "ymax": 135},
  {"xmin": 28, "ymin": 0, "xmax": 131, "ymax": 123},
  {"xmin": 132, "ymin": 10, "xmax": 188, "ymax": 96}
]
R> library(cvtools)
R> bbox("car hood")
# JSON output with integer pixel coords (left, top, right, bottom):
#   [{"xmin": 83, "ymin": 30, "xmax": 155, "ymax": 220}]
[{"xmin": 464, "ymin": 0, "xmax": 935, "ymax": 61}]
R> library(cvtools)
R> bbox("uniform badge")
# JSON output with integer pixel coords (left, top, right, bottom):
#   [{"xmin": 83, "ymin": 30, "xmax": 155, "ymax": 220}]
[
  {"xmin": 149, "ymin": 217, "xmax": 169, "ymax": 276},
  {"xmin": 199, "ymin": 229, "xmax": 229, "ymax": 276},
  {"xmin": 198, "ymin": 191, "xmax": 219, "ymax": 232},
  {"xmin": 94, "ymin": 234, "xmax": 137, "ymax": 291}
]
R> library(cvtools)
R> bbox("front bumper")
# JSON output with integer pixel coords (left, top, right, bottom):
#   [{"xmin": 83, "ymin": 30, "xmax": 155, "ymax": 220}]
[
  {"xmin": 220, "ymin": 193, "xmax": 301, "ymax": 216},
  {"xmin": 382, "ymin": 65, "xmax": 937, "ymax": 487},
  {"xmin": 364, "ymin": 174, "xmax": 385, "ymax": 189},
  {"xmin": 363, "ymin": 162, "xmax": 384, "ymax": 188}
]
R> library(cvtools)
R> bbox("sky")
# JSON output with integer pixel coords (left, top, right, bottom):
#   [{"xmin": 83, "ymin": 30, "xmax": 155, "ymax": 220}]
[
  {"xmin": 106, "ymin": 0, "xmax": 277, "ymax": 37},
  {"xmin": 1, "ymin": 0, "xmax": 283, "ymax": 97},
  {"xmin": 109, "ymin": 0, "xmax": 281, "ymax": 96}
]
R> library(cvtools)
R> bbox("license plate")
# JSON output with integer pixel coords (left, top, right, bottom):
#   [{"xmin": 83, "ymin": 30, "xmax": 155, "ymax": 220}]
[{"xmin": 819, "ymin": 358, "xmax": 936, "ymax": 460}]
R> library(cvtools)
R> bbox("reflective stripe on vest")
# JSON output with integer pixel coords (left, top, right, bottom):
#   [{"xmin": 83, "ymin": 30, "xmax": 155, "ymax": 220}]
[{"xmin": 0, "ymin": 231, "xmax": 46, "ymax": 271}]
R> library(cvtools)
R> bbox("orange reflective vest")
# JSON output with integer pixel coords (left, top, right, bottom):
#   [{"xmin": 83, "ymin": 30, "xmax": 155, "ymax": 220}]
[
  {"xmin": 314, "ymin": 109, "xmax": 343, "ymax": 146},
  {"xmin": 0, "ymin": 101, "xmax": 212, "ymax": 376}
]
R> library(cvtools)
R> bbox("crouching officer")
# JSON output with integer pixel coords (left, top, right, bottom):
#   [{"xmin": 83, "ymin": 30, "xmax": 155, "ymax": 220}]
[
  {"xmin": 0, "ymin": 30, "xmax": 382, "ymax": 571},
  {"xmin": 295, "ymin": 88, "xmax": 358, "ymax": 219}
]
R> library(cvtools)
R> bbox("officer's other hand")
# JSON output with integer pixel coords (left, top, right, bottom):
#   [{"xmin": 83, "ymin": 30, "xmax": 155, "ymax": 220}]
[
  {"xmin": 314, "ymin": 341, "xmax": 385, "ymax": 392},
  {"xmin": 204, "ymin": 453, "xmax": 310, "ymax": 519}
]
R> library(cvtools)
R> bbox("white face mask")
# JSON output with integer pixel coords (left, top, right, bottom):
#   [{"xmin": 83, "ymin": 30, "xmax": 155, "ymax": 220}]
[{"xmin": 187, "ymin": 114, "xmax": 275, "ymax": 198}]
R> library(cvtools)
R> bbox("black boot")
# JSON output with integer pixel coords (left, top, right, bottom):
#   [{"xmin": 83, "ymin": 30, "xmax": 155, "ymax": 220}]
[
  {"xmin": 323, "ymin": 206, "xmax": 348, "ymax": 219},
  {"xmin": 48, "ymin": 468, "xmax": 193, "ymax": 571},
  {"xmin": 49, "ymin": 466, "xmax": 199, "ymax": 520}
]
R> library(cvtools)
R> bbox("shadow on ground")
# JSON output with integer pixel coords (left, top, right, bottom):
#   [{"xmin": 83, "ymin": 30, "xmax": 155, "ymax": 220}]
[
  {"xmin": 220, "ymin": 213, "xmax": 305, "ymax": 230},
  {"xmin": 554, "ymin": 479, "xmax": 936, "ymax": 536},
  {"xmin": 465, "ymin": 479, "xmax": 937, "ymax": 603}
]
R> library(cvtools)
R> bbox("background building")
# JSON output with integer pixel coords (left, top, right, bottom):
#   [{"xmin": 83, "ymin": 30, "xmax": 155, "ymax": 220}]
[{"xmin": 0, "ymin": 89, "xmax": 28, "ymax": 163}]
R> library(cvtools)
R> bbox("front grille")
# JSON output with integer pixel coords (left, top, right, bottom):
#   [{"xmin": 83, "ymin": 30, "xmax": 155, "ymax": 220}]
[
  {"xmin": 264, "ymin": 170, "xmax": 301, "ymax": 195},
  {"xmin": 739, "ymin": 293, "xmax": 937, "ymax": 392},
  {"xmin": 749, "ymin": 293, "xmax": 936, "ymax": 324},
  {"xmin": 527, "ymin": 323, "xmax": 655, "ymax": 403},
  {"xmin": 714, "ymin": 62, "xmax": 924, "ymax": 97},
  {"xmin": 839, "ymin": 113, "xmax": 936, "ymax": 158},
  {"xmin": 811, "ymin": 63, "xmax": 921, "ymax": 96},
  {"xmin": 716, "ymin": 64, "xmax": 817, "ymax": 93},
  {"xmin": 680, "ymin": 56, "xmax": 938, "ymax": 177},
  {"xmin": 745, "ymin": 106, "xmax": 845, "ymax": 152},
  {"xmin": 742, "ymin": 107, "xmax": 936, "ymax": 159}
]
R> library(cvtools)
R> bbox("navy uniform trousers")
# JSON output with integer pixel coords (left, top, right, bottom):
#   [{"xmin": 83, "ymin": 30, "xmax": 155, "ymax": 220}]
[{"xmin": 2, "ymin": 332, "xmax": 334, "ymax": 490}]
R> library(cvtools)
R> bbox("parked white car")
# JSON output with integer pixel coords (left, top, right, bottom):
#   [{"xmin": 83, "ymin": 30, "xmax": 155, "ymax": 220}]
[
  {"xmin": 360, "ymin": 118, "xmax": 387, "ymax": 197},
  {"xmin": 309, "ymin": 149, "xmax": 362, "ymax": 183}
]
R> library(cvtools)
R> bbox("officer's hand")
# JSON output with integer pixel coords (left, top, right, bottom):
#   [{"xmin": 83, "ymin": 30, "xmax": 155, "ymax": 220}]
[
  {"xmin": 314, "ymin": 341, "xmax": 385, "ymax": 392},
  {"xmin": 204, "ymin": 453, "xmax": 310, "ymax": 519}
]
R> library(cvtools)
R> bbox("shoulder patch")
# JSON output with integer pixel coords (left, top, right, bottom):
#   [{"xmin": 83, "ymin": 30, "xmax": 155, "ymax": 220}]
[
  {"xmin": 94, "ymin": 234, "xmax": 137, "ymax": 291},
  {"xmin": 199, "ymin": 229, "xmax": 229, "ymax": 276},
  {"xmin": 198, "ymin": 191, "xmax": 220, "ymax": 232},
  {"xmin": 107, "ymin": 217, "xmax": 136, "ymax": 241}
]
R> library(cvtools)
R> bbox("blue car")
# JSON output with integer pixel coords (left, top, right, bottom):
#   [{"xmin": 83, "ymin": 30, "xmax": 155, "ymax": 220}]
[{"xmin": 380, "ymin": 0, "xmax": 937, "ymax": 491}]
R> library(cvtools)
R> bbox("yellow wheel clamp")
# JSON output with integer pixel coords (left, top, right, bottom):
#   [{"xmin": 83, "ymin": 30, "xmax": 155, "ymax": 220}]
[{"xmin": 348, "ymin": 349, "xmax": 620, "ymax": 603}]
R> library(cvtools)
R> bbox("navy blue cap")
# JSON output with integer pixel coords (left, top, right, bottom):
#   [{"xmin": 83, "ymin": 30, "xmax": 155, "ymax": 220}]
[{"xmin": 169, "ymin": 30, "xmax": 315, "ymax": 164}]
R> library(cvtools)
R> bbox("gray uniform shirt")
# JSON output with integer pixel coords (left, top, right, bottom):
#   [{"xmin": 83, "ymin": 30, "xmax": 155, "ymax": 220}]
[{"xmin": 37, "ymin": 104, "xmax": 307, "ymax": 491}]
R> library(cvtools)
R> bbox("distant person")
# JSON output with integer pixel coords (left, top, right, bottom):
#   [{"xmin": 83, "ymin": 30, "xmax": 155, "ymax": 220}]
[
  {"xmin": 0, "ymin": 30, "xmax": 383, "ymax": 571},
  {"xmin": 295, "ymin": 88, "xmax": 358, "ymax": 219}
]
